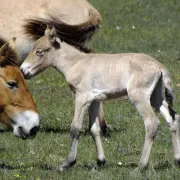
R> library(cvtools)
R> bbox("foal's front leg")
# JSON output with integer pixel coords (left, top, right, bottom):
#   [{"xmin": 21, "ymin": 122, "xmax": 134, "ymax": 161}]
[{"xmin": 59, "ymin": 93, "xmax": 89, "ymax": 171}]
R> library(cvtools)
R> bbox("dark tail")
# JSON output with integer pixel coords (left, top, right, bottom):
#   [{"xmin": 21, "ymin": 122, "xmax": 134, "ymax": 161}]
[{"xmin": 162, "ymin": 68, "xmax": 174, "ymax": 107}]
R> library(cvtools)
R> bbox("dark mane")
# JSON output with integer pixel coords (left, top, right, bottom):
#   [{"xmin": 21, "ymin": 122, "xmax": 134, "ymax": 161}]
[
  {"xmin": 23, "ymin": 10, "xmax": 100, "ymax": 53},
  {"xmin": 0, "ymin": 37, "xmax": 19, "ymax": 66}
]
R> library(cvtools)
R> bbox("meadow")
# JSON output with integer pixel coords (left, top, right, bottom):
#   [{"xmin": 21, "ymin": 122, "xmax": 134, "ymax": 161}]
[{"xmin": 1, "ymin": 0, "xmax": 180, "ymax": 179}]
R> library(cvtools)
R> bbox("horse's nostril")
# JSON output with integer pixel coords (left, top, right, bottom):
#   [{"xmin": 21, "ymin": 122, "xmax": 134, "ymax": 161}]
[
  {"xmin": 18, "ymin": 126, "xmax": 27, "ymax": 140},
  {"xmin": 29, "ymin": 126, "xmax": 39, "ymax": 136}
]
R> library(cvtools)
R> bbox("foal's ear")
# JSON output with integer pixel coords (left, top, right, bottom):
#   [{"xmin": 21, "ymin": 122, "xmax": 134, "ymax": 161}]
[
  {"xmin": 45, "ymin": 26, "xmax": 57, "ymax": 43},
  {"xmin": 45, "ymin": 25, "xmax": 51, "ymax": 35},
  {"xmin": 49, "ymin": 27, "xmax": 57, "ymax": 44},
  {"xmin": 45, "ymin": 26, "xmax": 60, "ymax": 49}
]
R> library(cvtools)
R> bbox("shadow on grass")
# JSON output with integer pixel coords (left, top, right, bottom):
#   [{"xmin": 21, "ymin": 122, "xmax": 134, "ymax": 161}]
[
  {"xmin": 76, "ymin": 161, "xmax": 139, "ymax": 171},
  {"xmin": 40, "ymin": 125, "xmax": 125, "ymax": 137},
  {"xmin": 40, "ymin": 127, "xmax": 70, "ymax": 134},
  {"xmin": 0, "ymin": 162, "xmax": 55, "ymax": 171},
  {"xmin": 1, "ymin": 161, "xmax": 173, "ymax": 173},
  {"xmin": 40, "ymin": 127, "xmax": 91, "ymax": 136},
  {"xmin": 124, "ymin": 161, "xmax": 173, "ymax": 171},
  {"xmin": 0, "ymin": 148, "xmax": 5, "ymax": 152},
  {"xmin": 77, "ymin": 161, "xmax": 175, "ymax": 171},
  {"xmin": 0, "ymin": 124, "xmax": 125, "ymax": 138},
  {"xmin": 0, "ymin": 128, "xmax": 11, "ymax": 133},
  {"xmin": 154, "ymin": 161, "xmax": 172, "ymax": 170},
  {"xmin": 0, "ymin": 163, "xmax": 15, "ymax": 170}
]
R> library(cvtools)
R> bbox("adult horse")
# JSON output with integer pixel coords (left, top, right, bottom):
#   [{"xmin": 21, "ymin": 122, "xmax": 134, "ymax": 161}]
[
  {"xmin": 0, "ymin": 0, "xmax": 107, "ymax": 133},
  {"xmin": 0, "ymin": 37, "xmax": 40, "ymax": 139}
]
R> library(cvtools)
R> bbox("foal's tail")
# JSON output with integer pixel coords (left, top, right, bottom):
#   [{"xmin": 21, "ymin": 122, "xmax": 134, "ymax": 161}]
[{"xmin": 161, "ymin": 67, "xmax": 175, "ymax": 107}]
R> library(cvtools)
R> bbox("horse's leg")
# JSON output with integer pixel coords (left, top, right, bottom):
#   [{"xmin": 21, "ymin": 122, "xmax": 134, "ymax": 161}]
[
  {"xmin": 156, "ymin": 100, "xmax": 180, "ymax": 164},
  {"xmin": 99, "ymin": 102, "xmax": 107, "ymax": 136},
  {"xmin": 128, "ymin": 89, "xmax": 160, "ymax": 168},
  {"xmin": 151, "ymin": 81, "xmax": 180, "ymax": 165},
  {"xmin": 59, "ymin": 93, "xmax": 89, "ymax": 171},
  {"xmin": 88, "ymin": 101, "xmax": 105, "ymax": 166}
]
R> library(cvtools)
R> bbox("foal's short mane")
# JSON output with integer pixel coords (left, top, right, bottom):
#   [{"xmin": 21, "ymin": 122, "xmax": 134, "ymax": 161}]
[
  {"xmin": 23, "ymin": 10, "xmax": 100, "ymax": 53},
  {"xmin": 0, "ymin": 37, "xmax": 19, "ymax": 66}
]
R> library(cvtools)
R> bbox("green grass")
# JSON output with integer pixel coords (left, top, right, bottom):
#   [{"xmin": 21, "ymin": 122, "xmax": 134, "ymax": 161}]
[{"xmin": 1, "ymin": 0, "xmax": 180, "ymax": 179}]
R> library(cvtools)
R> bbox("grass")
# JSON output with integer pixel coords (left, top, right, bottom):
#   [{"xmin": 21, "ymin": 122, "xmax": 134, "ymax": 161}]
[{"xmin": 1, "ymin": 0, "xmax": 180, "ymax": 179}]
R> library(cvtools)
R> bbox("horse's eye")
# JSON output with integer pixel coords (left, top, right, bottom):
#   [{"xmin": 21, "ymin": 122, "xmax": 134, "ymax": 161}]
[
  {"xmin": 36, "ymin": 49, "xmax": 44, "ymax": 56},
  {"xmin": 7, "ymin": 81, "xmax": 18, "ymax": 89}
]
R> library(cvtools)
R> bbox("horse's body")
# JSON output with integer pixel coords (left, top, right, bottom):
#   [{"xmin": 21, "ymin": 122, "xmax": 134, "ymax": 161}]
[
  {"xmin": 0, "ymin": 38, "xmax": 40, "ymax": 139},
  {"xmin": 0, "ymin": 0, "xmax": 107, "ymax": 133},
  {"xmin": 21, "ymin": 27, "xmax": 180, "ymax": 170},
  {"xmin": 0, "ymin": 0, "xmax": 101, "ymax": 60}
]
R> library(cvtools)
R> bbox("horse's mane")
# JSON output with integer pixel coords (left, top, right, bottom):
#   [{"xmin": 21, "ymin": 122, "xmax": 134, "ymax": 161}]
[
  {"xmin": 23, "ymin": 10, "xmax": 101, "ymax": 53},
  {"xmin": 0, "ymin": 37, "xmax": 19, "ymax": 66}
]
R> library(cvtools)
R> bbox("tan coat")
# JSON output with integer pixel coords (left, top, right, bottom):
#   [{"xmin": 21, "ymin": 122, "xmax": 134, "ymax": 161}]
[{"xmin": 21, "ymin": 27, "xmax": 180, "ymax": 170}]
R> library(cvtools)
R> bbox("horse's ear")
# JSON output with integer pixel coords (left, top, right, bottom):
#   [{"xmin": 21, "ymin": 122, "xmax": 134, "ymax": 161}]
[
  {"xmin": 8, "ymin": 37, "xmax": 16, "ymax": 50},
  {"xmin": 0, "ymin": 43, "xmax": 9, "ymax": 57},
  {"xmin": 0, "ymin": 41, "xmax": 21, "ymax": 67},
  {"xmin": 0, "ymin": 43, "xmax": 9, "ymax": 65}
]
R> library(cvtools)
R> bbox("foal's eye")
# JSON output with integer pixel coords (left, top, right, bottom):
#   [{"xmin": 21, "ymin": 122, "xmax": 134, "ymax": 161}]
[
  {"xmin": 6, "ymin": 81, "xmax": 18, "ymax": 89},
  {"xmin": 36, "ymin": 49, "xmax": 44, "ymax": 56}
]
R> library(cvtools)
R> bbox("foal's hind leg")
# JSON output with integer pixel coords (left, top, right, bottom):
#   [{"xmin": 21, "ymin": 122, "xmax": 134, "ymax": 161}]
[
  {"xmin": 88, "ymin": 101, "xmax": 105, "ymax": 166},
  {"xmin": 151, "ymin": 85, "xmax": 180, "ymax": 164},
  {"xmin": 99, "ymin": 102, "xmax": 107, "ymax": 136},
  {"xmin": 128, "ymin": 90, "xmax": 160, "ymax": 168},
  {"xmin": 159, "ymin": 101, "xmax": 180, "ymax": 164}
]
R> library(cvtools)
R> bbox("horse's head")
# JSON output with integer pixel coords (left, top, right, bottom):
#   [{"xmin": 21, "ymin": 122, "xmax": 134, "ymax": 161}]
[
  {"xmin": 21, "ymin": 26, "xmax": 60, "ymax": 79},
  {"xmin": 0, "ymin": 38, "xmax": 40, "ymax": 139}
]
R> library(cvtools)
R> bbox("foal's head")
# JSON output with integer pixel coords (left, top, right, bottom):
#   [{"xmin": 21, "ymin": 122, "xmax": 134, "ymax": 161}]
[
  {"xmin": 21, "ymin": 27, "xmax": 60, "ymax": 79},
  {"xmin": 0, "ymin": 38, "xmax": 40, "ymax": 139}
]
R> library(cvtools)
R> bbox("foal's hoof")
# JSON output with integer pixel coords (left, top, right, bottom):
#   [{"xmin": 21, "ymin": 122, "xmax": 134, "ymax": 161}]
[
  {"xmin": 59, "ymin": 160, "xmax": 76, "ymax": 172},
  {"xmin": 97, "ymin": 159, "xmax": 106, "ymax": 167}
]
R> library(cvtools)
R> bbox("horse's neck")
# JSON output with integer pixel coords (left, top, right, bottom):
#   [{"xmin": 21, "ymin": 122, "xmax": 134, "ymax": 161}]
[
  {"xmin": 53, "ymin": 42, "xmax": 86, "ymax": 76},
  {"xmin": 15, "ymin": 36, "xmax": 35, "ymax": 62}
]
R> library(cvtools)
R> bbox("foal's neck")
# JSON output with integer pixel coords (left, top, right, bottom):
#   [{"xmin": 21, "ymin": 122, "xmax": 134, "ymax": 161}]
[{"xmin": 53, "ymin": 41, "xmax": 86, "ymax": 75}]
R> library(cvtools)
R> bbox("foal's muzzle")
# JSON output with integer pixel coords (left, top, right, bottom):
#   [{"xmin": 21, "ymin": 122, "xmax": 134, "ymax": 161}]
[{"xmin": 20, "ymin": 63, "xmax": 32, "ymax": 79}]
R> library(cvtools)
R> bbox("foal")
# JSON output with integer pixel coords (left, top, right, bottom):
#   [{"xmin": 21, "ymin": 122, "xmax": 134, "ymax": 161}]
[{"xmin": 21, "ymin": 27, "xmax": 180, "ymax": 170}]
